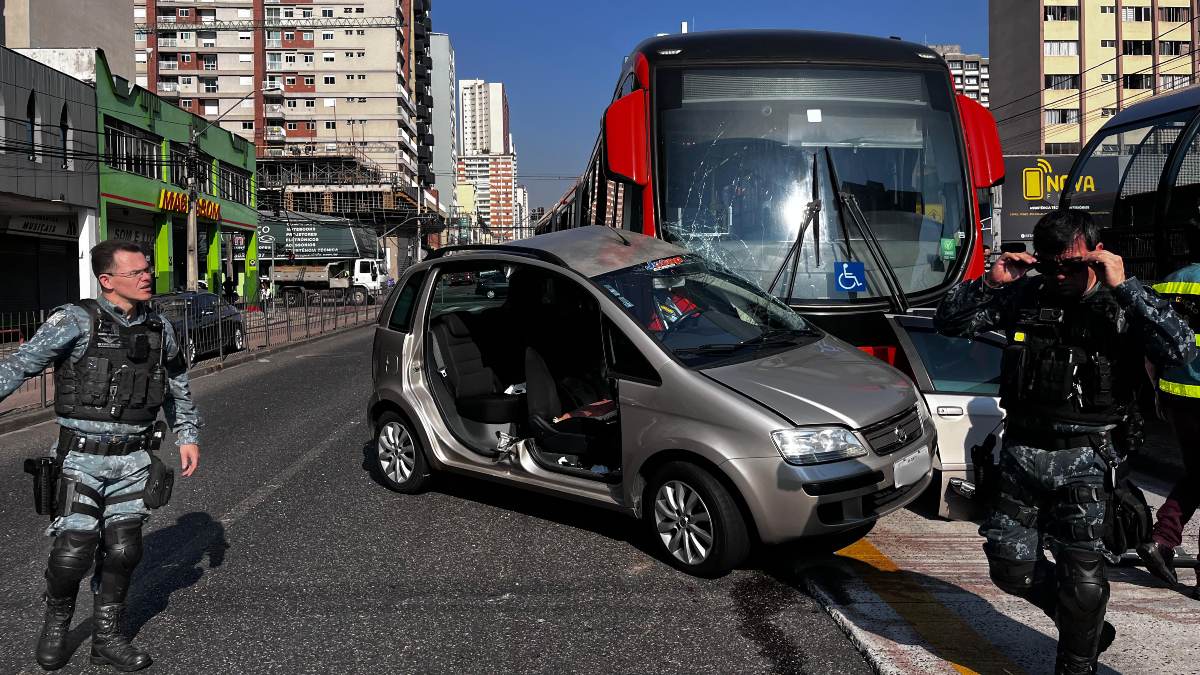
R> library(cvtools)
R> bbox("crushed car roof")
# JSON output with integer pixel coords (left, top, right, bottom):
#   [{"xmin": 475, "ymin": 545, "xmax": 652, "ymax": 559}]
[{"xmin": 447, "ymin": 226, "xmax": 691, "ymax": 278}]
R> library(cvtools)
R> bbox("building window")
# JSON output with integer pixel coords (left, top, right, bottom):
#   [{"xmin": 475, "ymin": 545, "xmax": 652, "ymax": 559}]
[
  {"xmin": 1124, "ymin": 73, "xmax": 1153, "ymax": 89},
  {"xmin": 1162, "ymin": 7, "xmax": 1191, "ymax": 22},
  {"xmin": 1044, "ymin": 5, "xmax": 1080, "ymax": 21},
  {"xmin": 324, "ymin": 98, "xmax": 336, "ymax": 107},
  {"xmin": 356, "ymin": 74, "xmax": 366, "ymax": 80},
  {"xmin": 26, "ymin": 92, "xmax": 41, "ymax": 162},
  {"xmin": 305, "ymin": 122, "xmax": 316, "ymax": 130},
  {"xmin": 323, "ymin": 32, "xmax": 334, "ymax": 40},
  {"xmin": 1121, "ymin": 6, "xmax": 1152, "ymax": 21},
  {"xmin": 1122, "ymin": 40, "xmax": 1153, "ymax": 56},
  {"xmin": 345, "ymin": 51, "xmax": 353, "ymax": 58},
  {"xmin": 1160, "ymin": 41, "xmax": 1191, "ymax": 56},
  {"xmin": 303, "ymin": 53, "xmax": 314, "ymax": 64},
  {"xmin": 1101, "ymin": 73, "xmax": 1117, "ymax": 83},
  {"xmin": 239, "ymin": 31, "xmax": 252, "ymax": 41},
  {"xmin": 287, "ymin": 99, "xmax": 298, "ymax": 108},
  {"xmin": 302, "ymin": 31, "xmax": 314, "ymax": 41},
  {"xmin": 323, "ymin": 76, "xmax": 336, "ymax": 85},
  {"xmin": 59, "ymin": 106, "xmax": 73, "ymax": 170},
  {"xmin": 964, "ymin": 62, "xmax": 979, "ymax": 71},
  {"xmin": 202, "ymin": 55, "xmax": 217, "ymax": 70},
  {"xmin": 285, "ymin": 53, "xmax": 297, "ymax": 63},
  {"xmin": 1100, "ymin": 5, "xmax": 1115, "ymax": 14},
  {"xmin": 181, "ymin": 54, "xmax": 192, "ymax": 63},
  {"xmin": 218, "ymin": 164, "xmax": 252, "ymax": 205},
  {"xmin": 180, "ymin": 98, "xmax": 192, "ymax": 108},
  {"xmin": 325, "ymin": 121, "xmax": 337, "ymax": 130},
  {"xmin": 135, "ymin": 30, "xmax": 147, "ymax": 43},
  {"xmin": 285, "ymin": 76, "xmax": 296, "ymax": 85},
  {"xmin": 304, "ymin": 99, "xmax": 315, "ymax": 108},
  {"xmin": 286, "ymin": 122, "xmax": 298, "ymax": 130},
  {"xmin": 1101, "ymin": 107, "xmax": 1118, "ymax": 118},
  {"xmin": 1043, "ymin": 108, "xmax": 1081, "ymax": 125},
  {"xmin": 323, "ymin": 52, "xmax": 335, "ymax": 62},
  {"xmin": 1162, "ymin": 74, "xmax": 1192, "ymax": 90},
  {"xmin": 202, "ymin": 78, "xmax": 217, "ymax": 93},
  {"xmin": 948, "ymin": 60, "xmax": 963, "ymax": 69},
  {"xmin": 321, "ymin": 8, "xmax": 334, "ymax": 17},
  {"xmin": 104, "ymin": 117, "xmax": 161, "ymax": 178},
  {"xmin": 345, "ymin": 74, "xmax": 354, "ymax": 81},
  {"xmin": 1045, "ymin": 142, "xmax": 1082, "ymax": 154},
  {"xmin": 241, "ymin": 121, "xmax": 254, "ymax": 130},
  {"xmin": 1044, "ymin": 40, "xmax": 1079, "ymax": 56},
  {"xmin": 1045, "ymin": 74, "xmax": 1079, "ymax": 90},
  {"xmin": 178, "ymin": 8, "xmax": 190, "ymax": 17},
  {"xmin": 284, "ymin": 31, "xmax": 295, "ymax": 41},
  {"xmin": 1100, "ymin": 39, "xmax": 1116, "ymax": 48},
  {"xmin": 304, "ymin": 76, "xmax": 315, "ymax": 86}
]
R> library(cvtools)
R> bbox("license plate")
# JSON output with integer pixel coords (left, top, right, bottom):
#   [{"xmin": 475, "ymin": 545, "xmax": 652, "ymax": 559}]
[{"xmin": 894, "ymin": 446, "xmax": 931, "ymax": 489}]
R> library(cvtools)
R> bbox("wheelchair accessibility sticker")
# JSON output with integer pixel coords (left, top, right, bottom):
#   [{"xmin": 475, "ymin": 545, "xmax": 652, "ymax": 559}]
[{"xmin": 834, "ymin": 261, "xmax": 867, "ymax": 293}]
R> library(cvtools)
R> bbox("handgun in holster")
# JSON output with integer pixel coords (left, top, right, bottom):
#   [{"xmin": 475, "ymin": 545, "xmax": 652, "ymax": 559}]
[
  {"xmin": 23, "ymin": 456, "xmax": 61, "ymax": 516},
  {"xmin": 948, "ymin": 433, "xmax": 998, "ymax": 501}
]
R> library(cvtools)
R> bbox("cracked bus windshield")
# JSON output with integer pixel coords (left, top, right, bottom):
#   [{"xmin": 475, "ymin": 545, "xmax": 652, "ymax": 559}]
[{"xmin": 656, "ymin": 66, "xmax": 970, "ymax": 304}]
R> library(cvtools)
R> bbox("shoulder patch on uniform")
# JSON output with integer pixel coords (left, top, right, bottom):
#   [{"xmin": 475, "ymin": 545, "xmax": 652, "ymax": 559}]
[{"xmin": 44, "ymin": 311, "xmax": 68, "ymax": 327}]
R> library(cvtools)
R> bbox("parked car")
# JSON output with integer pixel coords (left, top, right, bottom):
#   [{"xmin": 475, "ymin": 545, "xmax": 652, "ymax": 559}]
[
  {"xmin": 474, "ymin": 269, "xmax": 509, "ymax": 299},
  {"xmin": 369, "ymin": 226, "xmax": 935, "ymax": 576},
  {"xmin": 883, "ymin": 311, "xmax": 1005, "ymax": 521},
  {"xmin": 152, "ymin": 291, "xmax": 245, "ymax": 365}
]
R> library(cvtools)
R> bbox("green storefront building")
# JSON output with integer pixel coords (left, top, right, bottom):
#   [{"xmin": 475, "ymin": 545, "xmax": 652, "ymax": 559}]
[{"xmin": 94, "ymin": 52, "xmax": 259, "ymax": 299}]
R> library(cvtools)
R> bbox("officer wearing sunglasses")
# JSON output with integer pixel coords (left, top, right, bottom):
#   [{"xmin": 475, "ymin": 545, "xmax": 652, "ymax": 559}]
[{"xmin": 935, "ymin": 210, "xmax": 1196, "ymax": 675}]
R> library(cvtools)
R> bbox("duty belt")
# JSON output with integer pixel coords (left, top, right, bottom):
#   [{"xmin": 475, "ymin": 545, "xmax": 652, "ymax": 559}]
[{"xmin": 58, "ymin": 428, "xmax": 152, "ymax": 457}]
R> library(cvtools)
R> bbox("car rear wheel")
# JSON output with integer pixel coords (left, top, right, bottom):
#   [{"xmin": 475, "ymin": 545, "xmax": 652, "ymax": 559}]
[
  {"xmin": 646, "ymin": 461, "xmax": 749, "ymax": 576},
  {"xmin": 372, "ymin": 412, "xmax": 431, "ymax": 493},
  {"xmin": 183, "ymin": 338, "xmax": 197, "ymax": 366},
  {"xmin": 350, "ymin": 287, "xmax": 367, "ymax": 305},
  {"xmin": 229, "ymin": 324, "xmax": 245, "ymax": 352}
]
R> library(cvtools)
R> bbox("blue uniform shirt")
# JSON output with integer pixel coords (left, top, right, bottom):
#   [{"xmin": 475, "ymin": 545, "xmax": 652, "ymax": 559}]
[{"xmin": 0, "ymin": 296, "xmax": 202, "ymax": 445}]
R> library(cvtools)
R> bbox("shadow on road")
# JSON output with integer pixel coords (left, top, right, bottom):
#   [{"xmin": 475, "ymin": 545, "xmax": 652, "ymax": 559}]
[{"xmin": 126, "ymin": 512, "xmax": 229, "ymax": 637}]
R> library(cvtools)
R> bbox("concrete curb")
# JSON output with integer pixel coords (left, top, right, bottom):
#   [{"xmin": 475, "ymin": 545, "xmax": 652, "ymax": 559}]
[
  {"xmin": 0, "ymin": 321, "xmax": 374, "ymax": 437},
  {"xmin": 803, "ymin": 576, "xmax": 896, "ymax": 675}
]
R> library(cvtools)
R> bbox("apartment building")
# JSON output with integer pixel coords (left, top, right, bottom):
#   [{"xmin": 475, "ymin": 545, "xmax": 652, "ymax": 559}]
[
  {"xmin": 990, "ymin": 0, "xmax": 1200, "ymax": 154},
  {"xmin": 456, "ymin": 78, "xmax": 517, "ymax": 234},
  {"xmin": 457, "ymin": 153, "xmax": 517, "ymax": 237},
  {"xmin": 459, "ymin": 79, "xmax": 510, "ymax": 155},
  {"xmin": 134, "ymin": 0, "xmax": 431, "ymax": 191},
  {"xmin": 430, "ymin": 33, "xmax": 457, "ymax": 210},
  {"xmin": 929, "ymin": 44, "xmax": 991, "ymax": 107}
]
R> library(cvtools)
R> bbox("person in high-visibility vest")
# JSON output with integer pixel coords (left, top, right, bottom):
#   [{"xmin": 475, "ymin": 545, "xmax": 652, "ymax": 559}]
[{"xmin": 1142, "ymin": 263, "xmax": 1200, "ymax": 590}]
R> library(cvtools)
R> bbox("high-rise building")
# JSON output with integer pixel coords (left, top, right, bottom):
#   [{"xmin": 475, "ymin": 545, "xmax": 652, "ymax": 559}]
[
  {"xmin": 928, "ymin": 44, "xmax": 991, "ymax": 108},
  {"xmin": 133, "ymin": 0, "xmax": 430, "ymax": 190},
  {"xmin": 990, "ymin": 0, "xmax": 1198, "ymax": 155},
  {"xmin": 457, "ymin": 153, "xmax": 516, "ymax": 237},
  {"xmin": 430, "ymin": 33, "xmax": 457, "ymax": 211},
  {"xmin": 459, "ymin": 79, "xmax": 510, "ymax": 155},
  {"xmin": 514, "ymin": 184, "xmax": 528, "ymax": 239},
  {"xmin": 2, "ymin": 0, "xmax": 136, "ymax": 82}
]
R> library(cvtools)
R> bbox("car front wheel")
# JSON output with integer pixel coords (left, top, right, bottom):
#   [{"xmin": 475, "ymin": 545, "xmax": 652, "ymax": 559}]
[
  {"xmin": 371, "ymin": 412, "xmax": 431, "ymax": 494},
  {"xmin": 229, "ymin": 324, "xmax": 245, "ymax": 352},
  {"xmin": 646, "ymin": 461, "xmax": 750, "ymax": 576}
]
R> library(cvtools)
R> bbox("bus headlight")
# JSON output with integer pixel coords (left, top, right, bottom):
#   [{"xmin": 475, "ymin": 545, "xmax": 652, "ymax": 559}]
[{"xmin": 772, "ymin": 427, "xmax": 868, "ymax": 466}]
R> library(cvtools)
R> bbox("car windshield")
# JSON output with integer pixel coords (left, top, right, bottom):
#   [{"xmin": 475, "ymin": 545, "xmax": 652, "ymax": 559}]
[
  {"xmin": 656, "ymin": 65, "xmax": 970, "ymax": 305},
  {"xmin": 594, "ymin": 254, "xmax": 820, "ymax": 368}
]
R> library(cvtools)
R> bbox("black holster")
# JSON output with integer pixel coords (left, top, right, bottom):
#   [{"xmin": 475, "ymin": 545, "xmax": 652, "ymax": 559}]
[
  {"xmin": 143, "ymin": 421, "xmax": 173, "ymax": 509},
  {"xmin": 23, "ymin": 456, "xmax": 61, "ymax": 516}
]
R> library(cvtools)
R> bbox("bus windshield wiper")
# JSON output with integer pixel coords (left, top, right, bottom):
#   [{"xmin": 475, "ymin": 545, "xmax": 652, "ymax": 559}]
[
  {"xmin": 823, "ymin": 147, "xmax": 910, "ymax": 314},
  {"xmin": 767, "ymin": 153, "xmax": 821, "ymax": 301}
]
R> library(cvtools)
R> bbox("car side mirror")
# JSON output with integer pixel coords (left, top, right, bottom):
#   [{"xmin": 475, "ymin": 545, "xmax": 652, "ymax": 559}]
[
  {"xmin": 604, "ymin": 89, "xmax": 650, "ymax": 186},
  {"xmin": 957, "ymin": 94, "xmax": 1004, "ymax": 189}
]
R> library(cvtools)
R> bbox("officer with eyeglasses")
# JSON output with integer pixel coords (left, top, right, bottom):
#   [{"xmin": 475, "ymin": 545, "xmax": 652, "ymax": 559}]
[
  {"xmin": 936, "ymin": 210, "xmax": 1196, "ymax": 675},
  {"xmin": 0, "ymin": 240, "xmax": 201, "ymax": 672}
]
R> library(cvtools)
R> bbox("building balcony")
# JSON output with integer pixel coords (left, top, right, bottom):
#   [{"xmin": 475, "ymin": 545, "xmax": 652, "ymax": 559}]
[
  {"xmin": 159, "ymin": 38, "xmax": 178, "ymax": 47},
  {"xmin": 158, "ymin": 82, "xmax": 179, "ymax": 93},
  {"xmin": 161, "ymin": 62, "xmax": 179, "ymax": 70},
  {"xmin": 266, "ymin": 39, "xmax": 282, "ymax": 48},
  {"xmin": 264, "ymin": 103, "xmax": 285, "ymax": 116},
  {"xmin": 266, "ymin": 126, "xmax": 287, "ymax": 141}
]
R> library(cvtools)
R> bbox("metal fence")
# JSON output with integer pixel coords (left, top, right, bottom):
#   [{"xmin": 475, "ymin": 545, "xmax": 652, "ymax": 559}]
[{"xmin": 0, "ymin": 288, "xmax": 388, "ymax": 417}]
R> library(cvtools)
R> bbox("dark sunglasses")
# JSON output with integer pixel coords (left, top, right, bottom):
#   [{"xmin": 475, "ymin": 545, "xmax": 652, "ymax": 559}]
[{"xmin": 1033, "ymin": 257, "xmax": 1090, "ymax": 276}]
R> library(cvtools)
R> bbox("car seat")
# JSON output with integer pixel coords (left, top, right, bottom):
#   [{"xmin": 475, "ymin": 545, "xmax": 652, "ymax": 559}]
[{"xmin": 429, "ymin": 312, "xmax": 524, "ymax": 424}]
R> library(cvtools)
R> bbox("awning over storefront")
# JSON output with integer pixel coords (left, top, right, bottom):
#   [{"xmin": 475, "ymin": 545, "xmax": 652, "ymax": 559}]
[{"xmin": 255, "ymin": 210, "xmax": 380, "ymax": 260}]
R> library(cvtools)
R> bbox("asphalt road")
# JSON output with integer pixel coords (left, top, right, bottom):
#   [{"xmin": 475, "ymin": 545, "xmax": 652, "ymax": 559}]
[{"xmin": 0, "ymin": 327, "xmax": 871, "ymax": 674}]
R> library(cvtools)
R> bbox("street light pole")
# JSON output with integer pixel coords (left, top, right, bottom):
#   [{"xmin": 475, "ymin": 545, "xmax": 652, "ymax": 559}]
[{"xmin": 186, "ymin": 86, "xmax": 280, "ymax": 291}]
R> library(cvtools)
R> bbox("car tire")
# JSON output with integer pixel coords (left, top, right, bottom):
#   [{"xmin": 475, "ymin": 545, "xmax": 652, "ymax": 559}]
[
  {"xmin": 646, "ymin": 461, "xmax": 750, "ymax": 577},
  {"xmin": 229, "ymin": 324, "xmax": 245, "ymax": 352},
  {"xmin": 183, "ymin": 338, "xmax": 197, "ymax": 366},
  {"xmin": 372, "ymin": 411, "xmax": 431, "ymax": 494},
  {"xmin": 351, "ymin": 288, "xmax": 367, "ymax": 305}
]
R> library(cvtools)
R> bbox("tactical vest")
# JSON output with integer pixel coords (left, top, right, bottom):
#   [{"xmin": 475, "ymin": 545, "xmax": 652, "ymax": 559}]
[
  {"xmin": 54, "ymin": 299, "xmax": 167, "ymax": 424},
  {"xmin": 998, "ymin": 284, "xmax": 1138, "ymax": 427},
  {"xmin": 1151, "ymin": 280, "xmax": 1200, "ymax": 398}
]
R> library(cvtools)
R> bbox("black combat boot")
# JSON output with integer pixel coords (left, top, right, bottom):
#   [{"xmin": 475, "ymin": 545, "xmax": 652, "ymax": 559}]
[
  {"xmin": 89, "ymin": 601, "xmax": 151, "ymax": 672},
  {"xmin": 35, "ymin": 594, "xmax": 75, "ymax": 670}
]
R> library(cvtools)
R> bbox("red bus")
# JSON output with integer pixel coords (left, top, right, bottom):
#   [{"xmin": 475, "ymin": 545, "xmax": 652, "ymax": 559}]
[{"xmin": 536, "ymin": 30, "xmax": 1003, "ymax": 352}]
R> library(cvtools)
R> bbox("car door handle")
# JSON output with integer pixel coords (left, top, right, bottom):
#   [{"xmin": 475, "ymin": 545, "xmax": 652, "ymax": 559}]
[{"xmin": 936, "ymin": 406, "xmax": 964, "ymax": 417}]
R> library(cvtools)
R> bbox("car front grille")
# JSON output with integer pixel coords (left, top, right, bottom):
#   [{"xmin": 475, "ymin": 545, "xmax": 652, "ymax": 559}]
[{"xmin": 860, "ymin": 405, "xmax": 922, "ymax": 456}]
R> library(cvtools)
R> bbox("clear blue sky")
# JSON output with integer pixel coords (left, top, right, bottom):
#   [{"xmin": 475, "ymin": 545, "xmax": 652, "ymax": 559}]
[{"xmin": 434, "ymin": 1, "xmax": 988, "ymax": 210}]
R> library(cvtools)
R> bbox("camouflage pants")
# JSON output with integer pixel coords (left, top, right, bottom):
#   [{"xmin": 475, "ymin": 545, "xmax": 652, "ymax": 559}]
[
  {"xmin": 45, "ymin": 449, "xmax": 151, "ymax": 537},
  {"xmin": 980, "ymin": 440, "xmax": 1111, "ymax": 566}
]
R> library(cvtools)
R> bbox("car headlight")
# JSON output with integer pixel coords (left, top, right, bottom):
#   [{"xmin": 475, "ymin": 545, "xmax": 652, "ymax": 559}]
[
  {"xmin": 771, "ymin": 427, "xmax": 868, "ymax": 466},
  {"xmin": 913, "ymin": 387, "xmax": 932, "ymax": 425}
]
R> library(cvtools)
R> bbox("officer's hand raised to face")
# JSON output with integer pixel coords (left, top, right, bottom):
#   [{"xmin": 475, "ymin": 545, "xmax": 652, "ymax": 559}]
[
  {"xmin": 1081, "ymin": 244, "xmax": 1126, "ymax": 288},
  {"xmin": 986, "ymin": 252, "xmax": 1037, "ymax": 287}
]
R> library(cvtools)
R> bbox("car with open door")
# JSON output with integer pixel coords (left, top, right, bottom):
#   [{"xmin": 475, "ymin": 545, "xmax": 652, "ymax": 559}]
[
  {"xmin": 368, "ymin": 226, "xmax": 936, "ymax": 576},
  {"xmin": 883, "ymin": 311, "xmax": 1004, "ymax": 520}
]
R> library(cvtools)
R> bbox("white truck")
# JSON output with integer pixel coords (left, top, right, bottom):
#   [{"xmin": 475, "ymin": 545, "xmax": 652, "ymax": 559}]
[{"xmin": 273, "ymin": 257, "xmax": 386, "ymax": 306}]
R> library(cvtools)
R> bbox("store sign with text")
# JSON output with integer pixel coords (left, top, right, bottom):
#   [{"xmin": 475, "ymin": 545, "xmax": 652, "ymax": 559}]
[{"xmin": 157, "ymin": 189, "xmax": 221, "ymax": 221}]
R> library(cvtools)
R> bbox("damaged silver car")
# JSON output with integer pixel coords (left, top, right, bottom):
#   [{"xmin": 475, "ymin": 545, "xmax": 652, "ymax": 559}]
[{"xmin": 368, "ymin": 226, "xmax": 935, "ymax": 575}]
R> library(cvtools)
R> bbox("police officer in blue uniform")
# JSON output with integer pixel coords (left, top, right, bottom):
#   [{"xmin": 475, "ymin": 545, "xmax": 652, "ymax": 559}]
[
  {"xmin": 0, "ymin": 241, "xmax": 201, "ymax": 672},
  {"xmin": 936, "ymin": 211, "xmax": 1196, "ymax": 675}
]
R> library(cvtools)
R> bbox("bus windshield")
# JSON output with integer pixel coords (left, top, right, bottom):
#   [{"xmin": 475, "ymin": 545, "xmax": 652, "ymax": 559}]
[{"xmin": 656, "ymin": 66, "xmax": 970, "ymax": 305}]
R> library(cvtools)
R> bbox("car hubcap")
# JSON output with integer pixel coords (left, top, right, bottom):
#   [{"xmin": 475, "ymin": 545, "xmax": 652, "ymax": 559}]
[
  {"xmin": 377, "ymin": 422, "xmax": 416, "ymax": 484},
  {"xmin": 654, "ymin": 480, "xmax": 714, "ymax": 565},
  {"xmin": 234, "ymin": 328, "xmax": 244, "ymax": 349}
]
